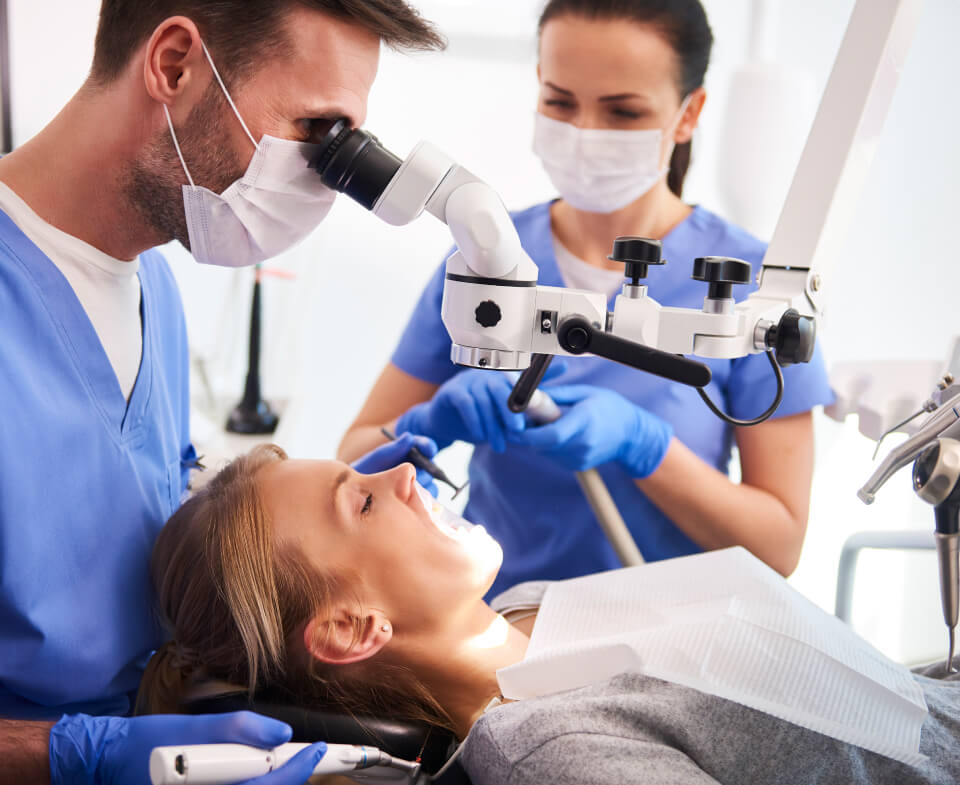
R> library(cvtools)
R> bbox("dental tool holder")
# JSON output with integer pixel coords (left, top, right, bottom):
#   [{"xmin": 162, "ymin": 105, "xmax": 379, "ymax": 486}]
[{"xmin": 860, "ymin": 383, "xmax": 960, "ymax": 671}]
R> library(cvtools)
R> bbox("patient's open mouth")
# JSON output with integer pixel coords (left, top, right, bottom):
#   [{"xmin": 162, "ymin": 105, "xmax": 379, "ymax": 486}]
[{"xmin": 414, "ymin": 483, "xmax": 476, "ymax": 542}]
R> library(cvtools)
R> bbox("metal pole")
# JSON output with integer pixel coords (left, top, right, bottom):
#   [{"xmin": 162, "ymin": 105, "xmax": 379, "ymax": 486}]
[{"xmin": 0, "ymin": 0, "xmax": 12, "ymax": 153}]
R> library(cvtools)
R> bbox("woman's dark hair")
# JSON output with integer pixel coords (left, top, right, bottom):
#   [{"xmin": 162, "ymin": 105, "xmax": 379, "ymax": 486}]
[{"xmin": 538, "ymin": 0, "xmax": 713, "ymax": 197}]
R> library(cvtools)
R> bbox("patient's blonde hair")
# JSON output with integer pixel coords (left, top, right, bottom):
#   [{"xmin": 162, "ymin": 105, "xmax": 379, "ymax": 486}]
[{"xmin": 138, "ymin": 445, "xmax": 452, "ymax": 730}]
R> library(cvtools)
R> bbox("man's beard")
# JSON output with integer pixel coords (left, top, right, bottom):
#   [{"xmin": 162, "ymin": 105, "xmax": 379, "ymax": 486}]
[{"xmin": 123, "ymin": 84, "xmax": 247, "ymax": 250}]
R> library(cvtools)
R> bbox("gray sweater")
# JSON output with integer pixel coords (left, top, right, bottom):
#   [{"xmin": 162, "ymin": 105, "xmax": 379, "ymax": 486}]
[{"xmin": 458, "ymin": 584, "xmax": 960, "ymax": 785}]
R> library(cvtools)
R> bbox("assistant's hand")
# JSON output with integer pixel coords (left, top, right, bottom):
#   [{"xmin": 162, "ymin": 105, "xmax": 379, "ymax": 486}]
[
  {"xmin": 396, "ymin": 363, "xmax": 567, "ymax": 453},
  {"xmin": 351, "ymin": 431, "xmax": 440, "ymax": 496},
  {"xmin": 508, "ymin": 385, "xmax": 673, "ymax": 478},
  {"xmin": 49, "ymin": 711, "xmax": 326, "ymax": 785}
]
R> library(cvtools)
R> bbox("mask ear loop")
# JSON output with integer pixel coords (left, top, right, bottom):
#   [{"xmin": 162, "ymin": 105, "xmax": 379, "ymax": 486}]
[
  {"xmin": 200, "ymin": 40, "xmax": 259, "ymax": 151},
  {"xmin": 163, "ymin": 104, "xmax": 195, "ymax": 187},
  {"xmin": 662, "ymin": 93, "xmax": 695, "ymax": 173}
]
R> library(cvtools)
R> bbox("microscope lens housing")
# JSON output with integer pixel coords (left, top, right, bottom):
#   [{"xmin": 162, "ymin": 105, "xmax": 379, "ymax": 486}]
[{"xmin": 311, "ymin": 119, "xmax": 402, "ymax": 209}]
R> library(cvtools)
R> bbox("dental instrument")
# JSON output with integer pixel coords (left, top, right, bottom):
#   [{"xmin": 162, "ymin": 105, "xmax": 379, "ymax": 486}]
[
  {"xmin": 859, "ymin": 379, "xmax": 960, "ymax": 672},
  {"xmin": 149, "ymin": 741, "xmax": 420, "ymax": 785},
  {"xmin": 515, "ymin": 379, "xmax": 644, "ymax": 567},
  {"xmin": 381, "ymin": 426, "xmax": 468, "ymax": 498},
  {"xmin": 913, "ymin": 437, "xmax": 960, "ymax": 671}
]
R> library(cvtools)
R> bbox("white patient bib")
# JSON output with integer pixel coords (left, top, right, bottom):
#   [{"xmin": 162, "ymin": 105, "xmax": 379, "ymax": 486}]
[{"xmin": 496, "ymin": 548, "xmax": 928, "ymax": 766}]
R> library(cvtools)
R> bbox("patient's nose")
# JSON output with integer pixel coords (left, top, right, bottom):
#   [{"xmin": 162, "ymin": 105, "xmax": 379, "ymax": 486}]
[{"xmin": 386, "ymin": 462, "xmax": 417, "ymax": 503}]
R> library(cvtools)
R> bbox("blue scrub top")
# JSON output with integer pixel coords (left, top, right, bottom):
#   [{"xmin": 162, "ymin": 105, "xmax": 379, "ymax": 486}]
[
  {"xmin": 0, "ymin": 212, "xmax": 193, "ymax": 719},
  {"xmin": 392, "ymin": 202, "xmax": 834, "ymax": 597}
]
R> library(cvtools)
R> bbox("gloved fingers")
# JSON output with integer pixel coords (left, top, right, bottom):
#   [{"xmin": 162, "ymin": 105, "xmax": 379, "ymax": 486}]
[
  {"xmin": 540, "ymin": 357, "xmax": 569, "ymax": 382},
  {"xmin": 351, "ymin": 436, "xmax": 408, "ymax": 475},
  {"xmin": 447, "ymin": 386, "xmax": 487, "ymax": 445},
  {"xmin": 489, "ymin": 376, "xmax": 526, "ymax": 434},
  {"xmin": 408, "ymin": 434, "xmax": 439, "ymax": 460},
  {"xmin": 394, "ymin": 405, "xmax": 428, "ymax": 445},
  {"xmin": 471, "ymin": 380, "xmax": 508, "ymax": 453},
  {"xmin": 416, "ymin": 471, "xmax": 440, "ymax": 497},
  {"xmin": 508, "ymin": 408, "xmax": 584, "ymax": 450},
  {"xmin": 243, "ymin": 742, "xmax": 328, "ymax": 785},
  {"xmin": 174, "ymin": 712, "xmax": 294, "ymax": 748},
  {"xmin": 534, "ymin": 384, "xmax": 599, "ymax": 406}
]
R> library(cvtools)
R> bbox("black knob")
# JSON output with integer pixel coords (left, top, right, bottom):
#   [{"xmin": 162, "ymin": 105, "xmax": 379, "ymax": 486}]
[
  {"xmin": 764, "ymin": 308, "xmax": 816, "ymax": 366},
  {"xmin": 691, "ymin": 257, "xmax": 753, "ymax": 300},
  {"xmin": 475, "ymin": 300, "xmax": 502, "ymax": 328},
  {"xmin": 608, "ymin": 237, "xmax": 666, "ymax": 285}
]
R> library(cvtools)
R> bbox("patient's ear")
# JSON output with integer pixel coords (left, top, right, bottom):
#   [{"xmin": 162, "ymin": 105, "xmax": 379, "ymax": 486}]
[{"xmin": 303, "ymin": 608, "xmax": 392, "ymax": 666}]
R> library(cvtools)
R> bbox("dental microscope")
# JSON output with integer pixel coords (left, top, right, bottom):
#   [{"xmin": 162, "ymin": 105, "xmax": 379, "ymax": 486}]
[
  {"xmin": 309, "ymin": 120, "xmax": 813, "ymax": 421},
  {"xmin": 308, "ymin": 0, "xmax": 918, "ymax": 423},
  {"xmin": 859, "ymin": 376, "xmax": 960, "ymax": 670}
]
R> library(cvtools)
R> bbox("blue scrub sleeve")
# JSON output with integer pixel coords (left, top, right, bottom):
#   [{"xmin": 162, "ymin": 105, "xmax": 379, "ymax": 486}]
[
  {"xmin": 390, "ymin": 254, "xmax": 461, "ymax": 386},
  {"xmin": 726, "ymin": 341, "xmax": 834, "ymax": 421}
]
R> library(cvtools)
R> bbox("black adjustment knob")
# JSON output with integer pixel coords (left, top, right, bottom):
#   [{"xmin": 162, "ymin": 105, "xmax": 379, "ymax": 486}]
[
  {"xmin": 691, "ymin": 257, "xmax": 752, "ymax": 300},
  {"xmin": 764, "ymin": 308, "xmax": 816, "ymax": 366},
  {"xmin": 475, "ymin": 300, "xmax": 502, "ymax": 328},
  {"xmin": 608, "ymin": 237, "xmax": 666, "ymax": 286}
]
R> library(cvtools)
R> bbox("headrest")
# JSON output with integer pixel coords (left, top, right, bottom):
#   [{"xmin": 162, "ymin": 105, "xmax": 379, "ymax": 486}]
[{"xmin": 185, "ymin": 692, "xmax": 458, "ymax": 776}]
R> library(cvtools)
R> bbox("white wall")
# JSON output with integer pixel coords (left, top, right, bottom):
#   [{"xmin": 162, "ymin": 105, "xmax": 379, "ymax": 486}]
[{"xmin": 9, "ymin": 0, "xmax": 959, "ymax": 661}]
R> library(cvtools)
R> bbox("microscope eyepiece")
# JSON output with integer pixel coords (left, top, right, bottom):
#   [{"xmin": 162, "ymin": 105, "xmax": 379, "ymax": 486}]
[{"xmin": 310, "ymin": 119, "xmax": 402, "ymax": 210}]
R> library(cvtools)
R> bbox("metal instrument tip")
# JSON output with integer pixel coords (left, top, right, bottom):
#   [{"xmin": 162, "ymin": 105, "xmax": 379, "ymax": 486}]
[{"xmin": 949, "ymin": 627, "xmax": 957, "ymax": 675}]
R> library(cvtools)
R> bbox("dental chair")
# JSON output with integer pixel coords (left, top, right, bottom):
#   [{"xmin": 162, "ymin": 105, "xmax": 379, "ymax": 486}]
[{"xmin": 184, "ymin": 689, "xmax": 470, "ymax": 784}]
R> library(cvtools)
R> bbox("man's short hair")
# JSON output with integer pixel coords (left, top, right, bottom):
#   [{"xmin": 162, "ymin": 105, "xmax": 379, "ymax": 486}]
[{"xmin": 91, "ymin": 0, "xmax": 444, "ymax": 84}]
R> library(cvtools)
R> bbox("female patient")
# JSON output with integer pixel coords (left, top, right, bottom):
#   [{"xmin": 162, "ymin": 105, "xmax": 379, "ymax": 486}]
[{"xmin": 141, "ymin": 446, "xmax": 960, "ymax": 785}]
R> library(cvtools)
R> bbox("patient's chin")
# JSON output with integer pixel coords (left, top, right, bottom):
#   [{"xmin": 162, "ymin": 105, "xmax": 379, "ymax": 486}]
[{"xmin": 466, "ymin": 527, "xmax": 503, "ymax": 594}]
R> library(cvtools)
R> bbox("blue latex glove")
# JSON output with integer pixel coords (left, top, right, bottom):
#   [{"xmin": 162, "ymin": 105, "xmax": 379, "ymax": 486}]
[
  {"xmin": 396, "ymin": 363, "xmax": 567, "ymax": 454},
  {"xmin": 508, "ymin": 385, "xmax": 673, "ymax": 478},
  {"xmin": 49, "ymin": 711, "xmax": 327, "ymax": 785},
  {"xmin": 351, "ymin": 431, "xmax": 440, "ymax": 497}
]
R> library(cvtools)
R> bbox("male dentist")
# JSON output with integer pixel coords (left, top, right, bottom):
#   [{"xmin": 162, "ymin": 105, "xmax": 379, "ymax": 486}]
[{"xmin": 0, "ymin": 2, "xmax": 443, "ymax": 783}]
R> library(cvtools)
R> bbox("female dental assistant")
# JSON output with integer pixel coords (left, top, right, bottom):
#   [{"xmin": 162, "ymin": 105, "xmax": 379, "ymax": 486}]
[{"xmin": 338, "ymin": 0, "xmax": 833, "ymax": 596}]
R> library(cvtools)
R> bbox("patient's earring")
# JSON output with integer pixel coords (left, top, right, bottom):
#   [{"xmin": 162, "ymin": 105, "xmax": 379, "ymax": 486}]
[{"xmin": 380, "ymin": 624, "xmax": 391, "ymax": 633}]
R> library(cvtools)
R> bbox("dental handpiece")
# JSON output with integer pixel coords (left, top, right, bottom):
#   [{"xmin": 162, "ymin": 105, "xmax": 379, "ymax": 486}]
[
  {"xmin": 859, "ymin": 390, "xmax": 960, "ymax": 504},
  {"xmin": 913, "ymin": 438, "xmax": 960, "ymax": 674},
  {"xmin": 149, "ymin": 742, "xmax": 420, "ymax": 785},
  {"xmin": 381, "ymin": 427, "xmax": 468, "ymax": 498}
]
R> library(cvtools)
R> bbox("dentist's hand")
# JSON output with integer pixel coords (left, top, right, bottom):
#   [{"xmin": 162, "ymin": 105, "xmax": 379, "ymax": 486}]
[
  {"xmin": 49, "ymin": 711, "xmax": 326, "ymax": 785},
  {"xmin": 508, "ymin": 385, "xmax": 673, "ymax": 478},
  {"xmin": 351, "ymin": 432, "xmax": 440, "ymax": 496},
  {"xmin": 395, "ymin": 370, "xmax": 526, "ymax": 453}
]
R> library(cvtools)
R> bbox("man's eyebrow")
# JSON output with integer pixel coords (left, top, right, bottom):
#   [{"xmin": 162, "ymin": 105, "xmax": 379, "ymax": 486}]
[{"xmin": 544, "ymin": 81, "xmax": 574, "ymax": 96}]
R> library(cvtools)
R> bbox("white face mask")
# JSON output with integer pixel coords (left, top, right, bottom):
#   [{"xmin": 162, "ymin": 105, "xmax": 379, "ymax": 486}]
[
  {"xmin": 532, "ymin": 96, "xmax": 691, "ymax": 214},
  {"xmin": 164, "ymin": 42, "xmax": 337, "ymax": 267}
]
